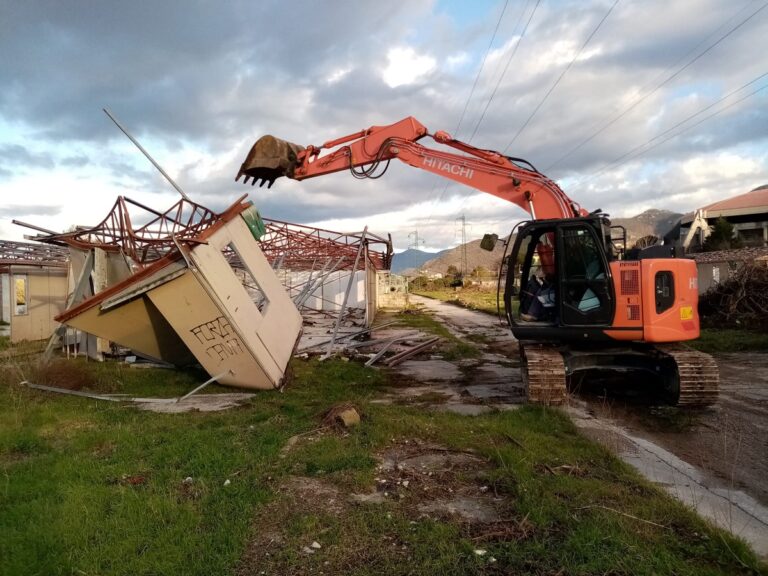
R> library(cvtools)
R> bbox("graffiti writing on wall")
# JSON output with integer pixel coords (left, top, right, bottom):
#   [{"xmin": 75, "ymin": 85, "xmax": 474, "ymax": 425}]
[{"xmin": 190, "ymin": 316, "xmax": 244, "ymax": 362}]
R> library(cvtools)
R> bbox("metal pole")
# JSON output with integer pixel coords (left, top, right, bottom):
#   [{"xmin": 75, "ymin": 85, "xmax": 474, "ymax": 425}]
[
  {"xmin": 44, "ymin": 249, "xmax": 95, "ymax": 361},
  {"xmin": 176, "ymin": 370, "xmax": 231, "ymax": 403},
  {"xmin": 296, "ymin": 256, "xmax": 347, "ymax": 308},
  {"xmin": 322, "ymin": 227, "xmax": 367, "ymax": 360},
  {"xmin": 102, "ymin": 108, "xmax": 191, "ymax": 202}
]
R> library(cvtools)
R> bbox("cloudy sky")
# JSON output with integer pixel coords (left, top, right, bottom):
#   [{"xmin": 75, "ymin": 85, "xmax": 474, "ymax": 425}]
[{"xmin": 1, "ymin": 0, "xmax": 767, "ymax": 251}]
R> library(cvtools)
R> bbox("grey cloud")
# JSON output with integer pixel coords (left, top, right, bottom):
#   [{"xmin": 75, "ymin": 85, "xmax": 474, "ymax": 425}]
[
  {"xmin": 0, "ymin": 204, "xmax": 62, "ymax": 218},
  {"xmin": 1, "ymin": 0, "xmax": 766, "ymax": 249},
  {"xmin": 0, "ymin": 144, "xmax": 55, "ymax": 171},
  {"xmin": 60, "ymin": 155, "xmax": 90, "ymax": 167},
  {"xmin": 0, "ymin": 1, "xmax": 430, "ymax": 147}
]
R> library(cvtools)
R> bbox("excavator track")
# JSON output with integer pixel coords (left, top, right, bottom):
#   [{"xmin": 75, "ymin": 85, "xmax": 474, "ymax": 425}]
[
  {"xmin": 521, "ymin": 343, "xmax": 718, "ymax": 407},
  {"xmin": 521, "ymin": 344, "xmax": 567, "ymax": 406},
  {"xmin": 656, "ymin": 344, "xmax": 719, "ymax": 407}
]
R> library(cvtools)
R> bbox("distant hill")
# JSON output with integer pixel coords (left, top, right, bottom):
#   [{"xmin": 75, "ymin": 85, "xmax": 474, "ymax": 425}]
[
  {"xmin": 611, "ymin": 209, "xmax": 682, "ymax": 245},
  {"xmin": 403, "ymin": 237, "xmax": 508, "ymax": 277},
  {"xmin": 395, "ymin": 209, "xmax": 685, "ymax": 277},
  {"xmin": 391, "ymin": 248, "xmax": 449, "ymax": 273}
]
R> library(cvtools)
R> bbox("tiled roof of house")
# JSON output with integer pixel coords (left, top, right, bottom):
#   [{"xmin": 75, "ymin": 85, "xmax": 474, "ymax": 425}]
[{"xmin": 689, "ymin": 246, "xmax": 768, "ymax": 264}]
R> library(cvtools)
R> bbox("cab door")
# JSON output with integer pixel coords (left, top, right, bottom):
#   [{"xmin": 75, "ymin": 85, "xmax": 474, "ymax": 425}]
[{"xmin": 558, "ymin": 224, "xmax": 614, "ymax": 326}]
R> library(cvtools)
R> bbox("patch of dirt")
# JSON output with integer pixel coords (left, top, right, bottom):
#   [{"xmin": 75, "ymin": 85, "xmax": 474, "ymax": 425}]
[
  {"xmin": 354, "ymin": 440, "xmax": 510, "ymax": 524},
  {"xmin": 27, "ymin": 359, "xmax": 96, "ymax": 390},
  {"xmin": 283, "ymin": 475, "xmax": 347, "ymax": 515},
  {"xmin": 136, "ymin": 393, "xmax": 255, "ymax": 413},
  {"xmin": 237, "ymin": 439, "xmax": 528, "ymax": 575},
  {"xmin": 581, "ymin": 357, "xmax": 768, "ymax": 507},
  {"xmin": 235, "ymin": 475, "xmax": 350, "ymax": 576}
]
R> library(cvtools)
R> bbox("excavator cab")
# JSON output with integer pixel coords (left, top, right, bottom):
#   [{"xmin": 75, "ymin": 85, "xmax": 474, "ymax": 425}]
[{"xmin": 505, "ymin": 216, "xmax": 616, "ymax": 341}]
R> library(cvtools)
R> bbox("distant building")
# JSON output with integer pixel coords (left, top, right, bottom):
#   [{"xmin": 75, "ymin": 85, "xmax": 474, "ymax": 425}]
[
  {"xmin": 376, "ymin": 272, "xmax": 409, "ymax": 309},
  {"xmin": 678, "ymin": 185, "xmax": 768, "ymax": 250},
  {"xmin": 0, "ymin": 240, "xmax": 69, "ymax": 343},
  {"xmin": 690, "ymin": 247, "xmax": 768, "ymax": 293}
]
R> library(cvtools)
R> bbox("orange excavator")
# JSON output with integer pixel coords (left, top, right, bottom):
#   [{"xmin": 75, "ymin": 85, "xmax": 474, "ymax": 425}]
[{"xmin": 236, "ymin": 116, "xmax": 718, "ymax": 406}]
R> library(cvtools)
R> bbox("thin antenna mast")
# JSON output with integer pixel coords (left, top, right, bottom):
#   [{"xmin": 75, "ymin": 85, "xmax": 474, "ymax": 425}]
[
  {"xmin": 102, "ymin": 108, "xmax": 191, "ymax": 201},
  {"xmin": 456, "ymin": 214, "xmax": 468, "ymax": 277}
]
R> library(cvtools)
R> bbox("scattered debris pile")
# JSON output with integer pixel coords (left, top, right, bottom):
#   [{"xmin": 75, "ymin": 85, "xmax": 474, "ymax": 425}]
[
  {"xmin": 258, "ymin": 221, "xmax": 397, "ymax": 357},
  {"xmin": 297, "ymin": 321, "xmax": 441, "ymax": 367},
  {"xmin": 699, "ymin": 261, "xmax": 768, "ymax": 330}
]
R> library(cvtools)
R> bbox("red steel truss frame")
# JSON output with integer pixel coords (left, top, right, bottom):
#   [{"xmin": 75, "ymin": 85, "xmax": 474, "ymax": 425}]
[
  {"xmin": 20, "ymin": 196, "xmax": 235, "ymax": 265},
  {"xmin": 16, "ymin": 195, "xmax": 392, "ymax": 272},
  {"xmin": 0, "ymin": 240, "xmax": 69, "ymax": 268},
  {"xmin": 259, "ymin": 219, "xmax": 392, "ymax": 271}
]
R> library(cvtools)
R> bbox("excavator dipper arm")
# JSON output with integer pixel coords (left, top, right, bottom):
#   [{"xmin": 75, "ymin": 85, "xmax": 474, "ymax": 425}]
[{"xmin": 236, "ymin": 116, "xmax": 586, "ymax": 221}]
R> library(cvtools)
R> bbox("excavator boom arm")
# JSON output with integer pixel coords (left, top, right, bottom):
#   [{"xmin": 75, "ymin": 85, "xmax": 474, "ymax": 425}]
[{"xmin": 236, "ymin": 116, "xmax": 586, "ymax": 221}]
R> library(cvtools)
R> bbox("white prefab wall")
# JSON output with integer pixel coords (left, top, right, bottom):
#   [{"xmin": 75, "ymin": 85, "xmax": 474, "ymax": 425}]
[{"xmin": 284, "ymin": 270, "xmax": 367, "ymax": 311}]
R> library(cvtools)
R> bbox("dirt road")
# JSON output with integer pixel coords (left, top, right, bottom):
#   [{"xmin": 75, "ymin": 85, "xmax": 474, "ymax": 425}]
[{"xmin": 401, "ymin": 295, "xmax": 768, "ymax": 557}]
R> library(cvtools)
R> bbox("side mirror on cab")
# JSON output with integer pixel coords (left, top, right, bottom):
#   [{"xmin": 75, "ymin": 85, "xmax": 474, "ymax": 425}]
[{"xmin": 480, "ymin": 233, "xmax": 498, "ymax": 251}]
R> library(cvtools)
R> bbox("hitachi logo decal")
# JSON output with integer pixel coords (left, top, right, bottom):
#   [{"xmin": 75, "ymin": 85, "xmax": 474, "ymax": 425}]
[{"xmin": 423, "ymin": 156, "xmax": 474, "ymax": 179}]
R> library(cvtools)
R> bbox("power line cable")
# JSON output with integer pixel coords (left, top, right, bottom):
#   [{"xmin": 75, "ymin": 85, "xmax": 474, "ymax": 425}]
[
  {"xmin": 467, "ymin": 0, "xmax": 542, "ymax": 144},
  {"xmin": 451, "ymin": 0, "xmax": 541, "ymax": 218},
  {"xmin": 423, "ymin": 0, "xmax": 512, "ymax": 231},
  {"xmin": 543, "ymin": 0, "xmax": 768, "ymax": 172},
  {"xmin": 592, "ymin": 71, "xmax": 768, "ymax": 177},
  {"xmin": 454, "ymin": 0, "xmax": 511, "ymax": 140},
  {"xmin": 572, "ymin": 77, "xmax": 768, "ymax": 190},
  {"xmin": 503, "ymin": 0, "xmax": 620, "ymax": 153}
]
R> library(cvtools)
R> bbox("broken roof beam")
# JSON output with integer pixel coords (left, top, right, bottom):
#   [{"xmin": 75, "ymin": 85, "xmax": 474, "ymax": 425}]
[
  {"xmin": 257, "ymin": 218, "xmax": 393, "ymax": 271},
  {"xmin": 0, "ymin": 239, "xmax": 69, "ymax": 267},
  {"xmin": 16, "ymin": 194, "xmax": 249, "ymax": 268}
]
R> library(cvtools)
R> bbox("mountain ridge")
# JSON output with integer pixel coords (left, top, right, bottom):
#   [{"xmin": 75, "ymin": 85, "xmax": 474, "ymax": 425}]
[{"xmin": 398, "ymin": 208, "xmax": 683, "ymax": 277}]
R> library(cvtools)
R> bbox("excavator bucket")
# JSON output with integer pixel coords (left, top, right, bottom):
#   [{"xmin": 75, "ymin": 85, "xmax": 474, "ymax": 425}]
[{"xmin": 235, "ymin": 135, "xmax": 305, "ymax": 188}]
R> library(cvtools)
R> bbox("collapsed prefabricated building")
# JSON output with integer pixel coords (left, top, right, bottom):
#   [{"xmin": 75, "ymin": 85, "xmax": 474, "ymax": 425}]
[
  {"xmin": 14, "ymin": 194, "xmax": 403, "ymax": 389},
  {"xmin": 20, "ymin": 195, "xmax": 303, "ymax": 390}
]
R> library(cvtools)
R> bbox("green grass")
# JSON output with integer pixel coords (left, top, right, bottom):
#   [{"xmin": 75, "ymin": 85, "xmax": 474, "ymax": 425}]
[
  {"xmin": 690, "ymin": 328, "xmax": 768, "ymax": 353},
  {"xmin": 413, "ymin": 288, "xmax": 503, "ymax": 316},
  {"xmin": 392, "ymin": 308, "xmax": 481, "ymax": 360},
  {"xmin": 413, "ymin": 288, "xmax": 522, "ymax": 319},
  {"xmin": 0, "ymin": 342, "xmax": 765, "ymax": 575},
  {"xmin": 0, "ymin": 358, "xmax": 383, "ymax": 576}
]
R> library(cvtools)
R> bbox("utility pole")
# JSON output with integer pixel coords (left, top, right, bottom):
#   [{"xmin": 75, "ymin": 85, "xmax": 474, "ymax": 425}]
[
  {"xmin": 408, "ymin": 230, "xmax": 426, "ymax": 250},
  {"xmin": 455, "ymin": 214, "xmax": 468, "ymax": 277}
]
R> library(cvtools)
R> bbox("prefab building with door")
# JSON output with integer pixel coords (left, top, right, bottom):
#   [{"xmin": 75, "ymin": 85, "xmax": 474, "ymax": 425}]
[{"xmin": 0, "ymin": 241, "xmax": 69, "ymax": 343}]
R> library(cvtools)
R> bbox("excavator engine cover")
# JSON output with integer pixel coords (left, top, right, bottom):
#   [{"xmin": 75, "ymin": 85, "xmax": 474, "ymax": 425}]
[{"xmin": 236, "ymin": 135, "xmax": 304, "ymax": 188}]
